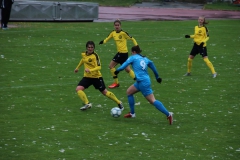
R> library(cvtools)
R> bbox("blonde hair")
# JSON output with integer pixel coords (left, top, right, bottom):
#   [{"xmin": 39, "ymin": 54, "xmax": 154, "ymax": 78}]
[{"xmin": 199, "ymin": 16, "xmax": 209, "ymax": 26}]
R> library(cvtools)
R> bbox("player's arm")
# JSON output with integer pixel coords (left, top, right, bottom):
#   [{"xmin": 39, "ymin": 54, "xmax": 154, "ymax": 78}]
[
  {"xmin": 148, "ymin": 60, "xmax": 162, "ymax": 83},
  {"xmin": 124, "ymin": 31, "xmax": 138, "ymax": 46},
  {"xmin": 185, "ymin": 34, "xmax": 195, "ymax": 38},
  {"xmin": 203, "ymin": 27, "xmax": 209, "ymax": 43},
  {"xmin": 89, "ymin": 53, "xmax": 101, "ymax": 72},
  {"xmin": 199, "ymin": 27, "xmax": 209, "ymax": 47},
  {"xmin": 99, "ymin": 31, "xmax": 114, "ymax": 44},
  {"xmin": 185, "ymin": 27, "xmax": 196, "ymax": 39},
  {"xmin": 74, "ymin": 59, "xmax": 83, "ymax": 73},
  {"xmin": 115, "ymin": 58, "xmax": 132, "ymax": 74},
  {"xmin": 89, "ymin": 66, "xmax": 101, "ymax": 72}
]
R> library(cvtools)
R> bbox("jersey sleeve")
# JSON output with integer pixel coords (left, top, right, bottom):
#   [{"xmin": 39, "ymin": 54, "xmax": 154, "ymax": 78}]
[
  {"xmin": 116, "ymin": 57, "xmax": 132, "ymax": 72},
  {"xmin": 103, "ymin": 31, "xmax": 114, "ymax": 43},
  {"xmin": 75, "ymin": 59, "xmax": 83, "ymax": 70},
  {"xmin": 190, "ymin": 26, "xmax": 197, "ymax": 38},
  {"xmin": 123, "ymin": 31, "xmax": 138, "ymax": 46},
  {"xmin": 89, "ymin": 52, "xmax": 101, "ymax": 72},
  {"xmin": 203, "ymin": 26, "xmax": 209, "ymax": 43},
  {"xmin": 148, "ymin": 60, "xmax": 160, "ymax": 79}
]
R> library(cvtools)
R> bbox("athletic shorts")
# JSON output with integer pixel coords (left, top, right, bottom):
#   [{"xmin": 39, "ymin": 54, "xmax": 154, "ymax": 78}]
[
  {"xmin": 112, "ymin": 52, "xmax": 129, "ymax": 64},
  {"xmin": 133, "ymin": 80, "xmax": 153, "ymax": 97},
  {"xmin": 190, "ymin": 43, "xmax": 208, "ymax": 57},
  {"xmin": 78, "ymin": 77, "xmax": 106, "ymax": 92}
]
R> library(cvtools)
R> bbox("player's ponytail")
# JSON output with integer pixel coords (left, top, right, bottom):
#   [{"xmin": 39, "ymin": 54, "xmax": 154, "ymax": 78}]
[
  {"xmin": 200, "ymin": 16, "xmax": 209, "ymax": 26},
  {"xmin": 131, "ymin": 45, "xmax": 145, "ymax": 57}
]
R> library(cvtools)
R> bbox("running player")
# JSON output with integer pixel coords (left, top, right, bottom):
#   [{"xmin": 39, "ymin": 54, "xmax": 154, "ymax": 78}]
[
  {"xmin": 74, "ymin": 41, "xmax": 124, "ymax": 111},
  {"xmin": 99, "ymin": 19, "xmax": 138, "ymax": 88},
  {"xmin": 114, "ymin": 45, "xmax": 173, "ymax": 125}
]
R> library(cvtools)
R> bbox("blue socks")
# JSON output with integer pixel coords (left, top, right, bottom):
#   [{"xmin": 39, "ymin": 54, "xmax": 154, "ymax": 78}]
[
  {"xmin": 128, "ymin": 95, "xmax": 135, "ymax": 114},
  {"xmin": 128, "ymin": 95, "xmax": 169, "ymax": 117},
  {"xmin": 153, "ymin": 100, "xmax": 169, "ymax": 116}
]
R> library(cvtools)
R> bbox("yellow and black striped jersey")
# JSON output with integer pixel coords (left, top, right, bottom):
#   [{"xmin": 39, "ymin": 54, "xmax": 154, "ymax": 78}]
[
  {"xmin": 103, "ymin": 30, "xmax": 138, "ymax": 53},
  {"xmin": 75, "ymin": 52, "xmax": 102, "ymax": 78},
  {"xmin": 190, "ymin": 26, "xmax": 209, "ymax": 47}
]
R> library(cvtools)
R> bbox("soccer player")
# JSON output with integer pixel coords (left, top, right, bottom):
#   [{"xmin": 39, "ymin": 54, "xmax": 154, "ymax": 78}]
[
  {"xmin": 74, "ymin": 41, "xmax": 124, "ymax": 111},
  {"xmin": 184, "ymin": 16, "xmax": 217, "ymax": 78},
  {"xmin": 114, "ymin": 45, "xmax": 173, "ymax": 125},
  {"xmin": 99, "ymin": 19, "xmax": 138, "ymax": 89}
]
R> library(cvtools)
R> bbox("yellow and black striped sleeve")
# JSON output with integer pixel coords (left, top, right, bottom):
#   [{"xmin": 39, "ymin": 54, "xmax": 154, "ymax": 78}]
[
  {"xmin": 89, "ymin": 52, "xmax": 101, "ymax": 72},
  {"xmin": 122, "ymin": 31, "xmax": 138, "ymax": 46},
  {"xmin": 103, "ymin": 30, "xmax": 114, "ymax": 43}
]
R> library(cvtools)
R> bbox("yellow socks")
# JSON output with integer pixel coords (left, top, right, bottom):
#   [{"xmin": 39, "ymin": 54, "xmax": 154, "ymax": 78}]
[
  {"xmin": 105, "ymin": 91, "xmax": 121, "ymax": 104},
  {"xmin": 187, "ymin": 58, "xmax": 193, "ymax": 73},
  {"xmin": 128, "ymin": 69, "xmax": 135, "ymax": 80},
  {"xmin": 77, "ymin": 90, "xmax": 89, "ymax": 104},
  {"xmin": 110, "ymin": 68, "xmax": 119, "ymax": 84},
  {"xmin": 203, "ymin": 58, "xmax": 216, "ymax": 74}
]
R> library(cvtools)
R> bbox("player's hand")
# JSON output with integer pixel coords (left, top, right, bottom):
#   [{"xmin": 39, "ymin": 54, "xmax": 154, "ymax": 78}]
[
  {"xmin": 185, "ymin": 35, "xmax": 190, "ymax": 38},
  {"xmin": 157, "ymin": 77, "xmax": 162, "ymax": 83},
  {"xmin": 200, "ymin": 42, "xmax": 204, "ymax": 47},
  {"xmin": 74, "ymin": 69, "xmax": 78, "ymax": 73},
  {"xmin": 99, "ymin": 40, "xmax": 103, "ymax": 45},
  {"xmin": 114, "ymin": 70, "xmax": 119, "ymax": 75}
]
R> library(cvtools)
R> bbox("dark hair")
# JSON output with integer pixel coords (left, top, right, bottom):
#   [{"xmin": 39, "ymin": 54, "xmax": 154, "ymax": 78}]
[
  {"xmin": 131, "ymin": 45, "xmax": 145, "ymax": 57},
  {"xmin": 86, "ymin": 41, "xmax": 95, "ymax": 48},
  {"xmin": 114, "ymin": 19, "xmax": 121, "ymax": 25},
  {"xmin": 131, "ymin": 45, "xmax": 141, "ymax": 53}
]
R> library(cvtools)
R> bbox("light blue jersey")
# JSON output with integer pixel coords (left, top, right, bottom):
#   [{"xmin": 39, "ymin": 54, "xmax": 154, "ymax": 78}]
[
  {"xmin": 117, "ymin": 53, "xmax": 171, "ymax": 118},
  {"xmin": 116, "ymin": 54, "xmax": 159, "ymax": 82},
  {"xmin": 116, "ymin": 54, "xmax": 160, "ymax": 96}
]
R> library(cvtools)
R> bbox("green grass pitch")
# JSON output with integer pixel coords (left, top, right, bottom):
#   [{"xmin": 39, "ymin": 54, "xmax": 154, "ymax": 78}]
[{"xmin": 0, "ymin": 20, "xmax": 240, "ymax": 159}]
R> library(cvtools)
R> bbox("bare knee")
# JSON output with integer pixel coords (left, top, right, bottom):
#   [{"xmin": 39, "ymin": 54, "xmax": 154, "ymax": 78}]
[
  {"xmin": 101, "ymin": 89, "xmax": 107, "ymax": 96},
  {"xmin": 76, "ymin": 86, "xmax": 84, "ymax": 92}
]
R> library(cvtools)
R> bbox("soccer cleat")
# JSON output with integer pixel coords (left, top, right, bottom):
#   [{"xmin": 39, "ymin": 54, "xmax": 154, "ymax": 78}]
[
  {"xmin": 124, "ymin": 112, "xmax": 136, "ymax": 118},
  {"xmin": 108, "ymin": 83, "xmax": 120, "ymax": 89},
  {"xmin": 80, "ymin": 103, "xmax": 92, "ymax": 111},
  {"xmin": 118, "ymin": 102, "xmax": 124, "ymax": 111},
  {"xmin": 213, "ymin": 72, "xmax": 217, "ymax": 78},
  {"xmin": 183, "ymin": 72, "xmax": 191, "ymax": 76},
  {"xmin": 167, "ymin": 112, "xmax": 173, "ymax": 125}
]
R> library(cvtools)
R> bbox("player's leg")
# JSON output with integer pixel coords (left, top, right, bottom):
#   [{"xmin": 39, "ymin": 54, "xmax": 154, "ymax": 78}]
[
  {"xmin": 201, "ymin": 48, "xmax": 217, "ymax": 78},
  {"xmin": 125, "ymin": 65, "xmax": 135, "ymax": 80},
  {"xmin": 1, "ymin": 8, "xmax": 8, "ymax": 29},
  {"xmin": 145, "ymin": 94, "xmax": 173, "ymax": 125},
  {"xmin": 102, "ymin": 89, "xmax": 124, "ymax": 110},
  {"xmin": 121, "ymin": 53, "xmax": 135, "ymax": 80},
  {"xmin": 5, "ymin": 5, "xmax": 12, "ymax": 28},
  {"xmin": 109, "ymin": 58, "xmax": 119, "ymax": 88},
  {"xmin": 124, "ymin": 83, "xmax": 139, "ymax": 118},
  {"xmin": 76, "ymin": 78, "xmax": 92, "ymax": 110},
  {"xmin": 184, "ymin": 44, "xmax": 197, "ymax": 76},
  {"xmin": 94, "ymin": 77, "xmax": 123, "ymax": 110}
]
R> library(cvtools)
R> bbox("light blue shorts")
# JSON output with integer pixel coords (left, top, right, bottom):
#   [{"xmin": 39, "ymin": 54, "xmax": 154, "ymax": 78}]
[{"xmin": 133, "ymin": 80, "xmax": 153, "ymax": 97}]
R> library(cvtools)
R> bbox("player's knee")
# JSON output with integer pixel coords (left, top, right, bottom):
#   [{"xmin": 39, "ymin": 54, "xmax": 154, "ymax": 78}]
[
  {"xmin": 76, "ymin": 86, "xmax": 84, "ymax": 92},
  {"xmin": 188, "ymin": 57, "xmax": 193, "ymax": 62}
]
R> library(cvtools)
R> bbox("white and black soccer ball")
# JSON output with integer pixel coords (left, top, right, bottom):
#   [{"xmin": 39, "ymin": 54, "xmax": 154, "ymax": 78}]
[{"xmin": 110, "ymin": 107, "xmax": 122, "ymax": 118}]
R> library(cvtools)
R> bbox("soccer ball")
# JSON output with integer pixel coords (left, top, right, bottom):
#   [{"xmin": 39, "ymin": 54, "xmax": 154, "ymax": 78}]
[{"xmin": 110, "ymin": 107, "xmax": 122, "ymax": 118}]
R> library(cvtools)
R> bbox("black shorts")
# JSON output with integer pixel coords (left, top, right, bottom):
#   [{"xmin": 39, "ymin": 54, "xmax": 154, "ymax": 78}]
[
  {"xmin": 190, "ymin": 43, "xmax": 208, "ymax": 57},
  {"xmin": 112, "ymin": 52, "xmax": 129, "ymax": 65},
  {"xmin": 78, "ymin": 77, "xmax": 106, "ymax": 92}
]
